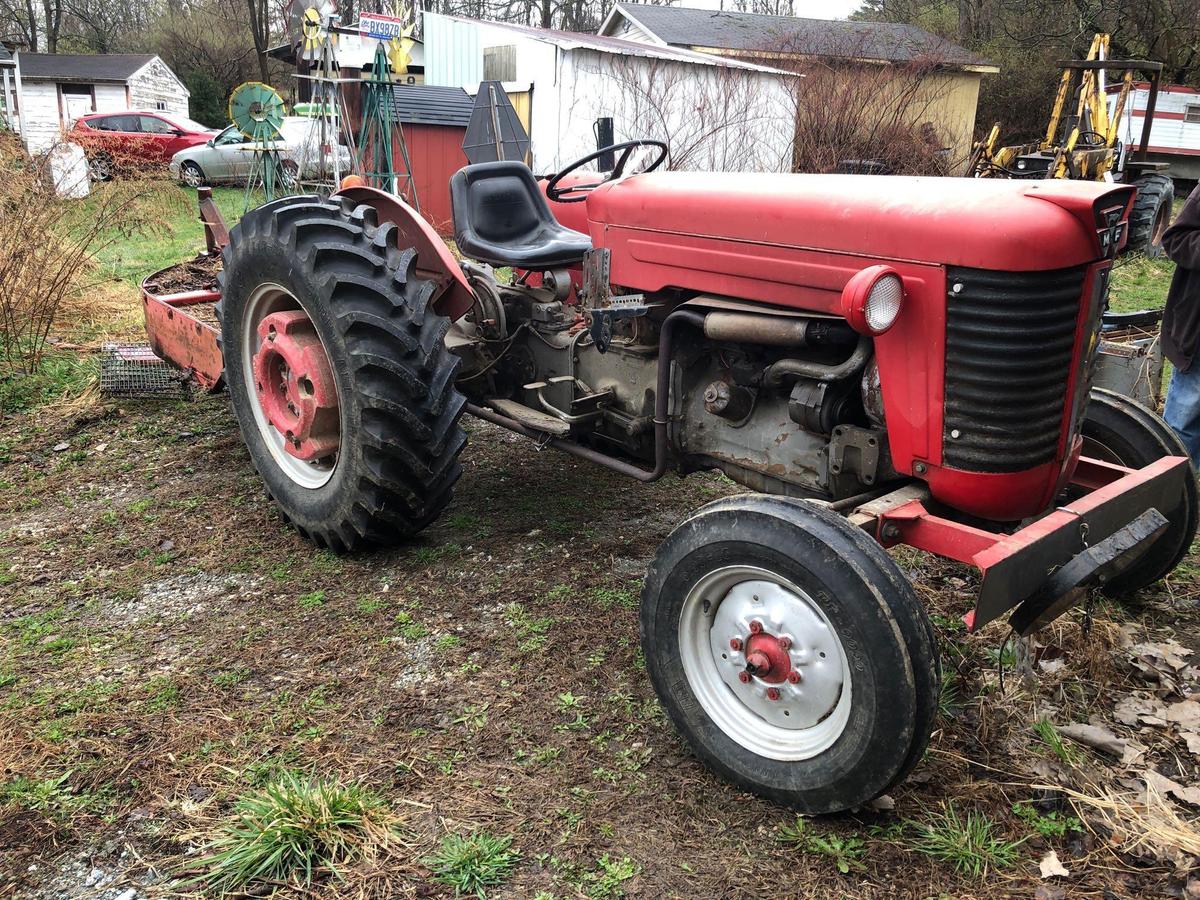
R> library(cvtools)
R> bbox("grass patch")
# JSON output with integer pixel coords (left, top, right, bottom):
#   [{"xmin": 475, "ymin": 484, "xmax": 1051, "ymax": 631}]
[
  {"xmin": 1108, "ymin": 254, "xmax": 1173, "ymax": 313},
  {"xmin": 0, "ymin": 350, "xmax": 98, "ymax": 414},
  {"xmin": 777, "ymin": 816, "xmax": 866, "ymax": 874},
  {"xmin": 192, "ymin": 772, "xmax": 404, "ymax": 892},
  {"xmin": 905, "ymin": 802, "xmax": 1025, "ymax": 878},
  {"xmin": 1033, "ymin": 718, "xmax": 1081, "ymax": 765},
  {"xmin": 426, "ymin": 830, "xmax": 520, "ymax": 898}
]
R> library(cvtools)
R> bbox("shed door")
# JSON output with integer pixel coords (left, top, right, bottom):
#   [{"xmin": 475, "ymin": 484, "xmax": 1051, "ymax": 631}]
[{"xmin": 61, "ymin": 85, "xmax": 94, "ymax": 127}]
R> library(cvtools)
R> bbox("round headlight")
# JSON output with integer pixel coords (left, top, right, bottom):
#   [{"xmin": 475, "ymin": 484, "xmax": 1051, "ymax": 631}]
[
  {"xmin": 839, "ymin": 265, "xmax": 905, "ymax": 335},
  {"xmin": 864, "ymin": 274, "xmax": 904, "ymax": 333}
]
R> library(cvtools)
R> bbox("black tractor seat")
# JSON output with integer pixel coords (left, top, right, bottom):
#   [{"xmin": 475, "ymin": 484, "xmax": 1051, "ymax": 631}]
[{"xmin": 449, "ymin": 161, "xmax": 592, "ymax": 270}]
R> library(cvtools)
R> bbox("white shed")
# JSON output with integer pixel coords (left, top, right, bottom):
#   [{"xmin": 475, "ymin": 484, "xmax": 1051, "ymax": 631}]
[
  {"xmin": 12, "ymin": 53, "xmax": 190, "ymax": 154},
  {"xmin": 421, "ymin": 12, "xmax": 799, "ymax": 175}
]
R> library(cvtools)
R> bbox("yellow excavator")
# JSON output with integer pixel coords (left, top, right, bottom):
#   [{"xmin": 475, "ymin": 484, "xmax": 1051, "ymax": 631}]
[{"xmin": 969, "ymin": 33, "xmax": 1175, "ymax": 255}]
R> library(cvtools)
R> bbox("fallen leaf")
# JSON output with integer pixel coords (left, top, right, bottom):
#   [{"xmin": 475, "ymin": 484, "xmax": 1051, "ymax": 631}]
[
  {"xmin": 1040, "ymin": 849, "xmax": 1070, "ymax": 879},
  {"xmin": 867, "ymin": 794, "xmax": 895, "ymax": 811},
  {"xmin": 1166, "ymin": 701, "xmax": 1200, "ymax": 730},
  {"xmin": 1145, "ymin": 770, "xmax": 1200, "ymax": 808},
  {"xmin": 1039, "ymin": 658, "xmax": 1068, "ymax": 675},
  {"xmin": 1114, "ymin": 695, "xmax": 1168, "ymax": 727},
  {"xmin": 1183, "ymin": 732, "xmax": 1200, "ymax": 758},
  {"xmin": 1056, "ymin": 723, "xmax": 1128, "ymax": 758},
  {"xmin": 53, "ymin": 442, "xmax": 69, "ymax": 452}
]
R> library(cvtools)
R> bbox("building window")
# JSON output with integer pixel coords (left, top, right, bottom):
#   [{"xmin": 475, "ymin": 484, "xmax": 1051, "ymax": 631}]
[
  {"xmin": 1186, "ymin": 105, "xmax": 1200, "ymax": 125},
  {"xmin": 156, "ymin": 100, "xmax": 167, "ymax": 110}
]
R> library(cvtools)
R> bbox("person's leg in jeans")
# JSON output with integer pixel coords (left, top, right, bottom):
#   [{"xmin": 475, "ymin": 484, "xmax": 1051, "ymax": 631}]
[{"xmin": 1163, "ymin": 365, "xmax": 1200, "ymax": 468}]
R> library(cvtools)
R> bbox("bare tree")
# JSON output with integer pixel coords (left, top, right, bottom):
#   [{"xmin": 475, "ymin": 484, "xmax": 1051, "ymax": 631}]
[{"xmin": 566, "ymin": 51, "xmax": 799, "ymax": 173}]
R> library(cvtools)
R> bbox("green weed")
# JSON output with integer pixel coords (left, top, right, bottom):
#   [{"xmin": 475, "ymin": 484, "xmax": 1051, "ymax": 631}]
[
  {"xmin": 298, "ymin": 590, "xmax": 326, "ymax": 610},
  {"xmin": 905, "ymin": 802, "xmax": 1025, "ymax": 878},
  {"xmin": 426, "ymin": 831, "xmax": 520, "ymax": 898},
  {"xmin": 193, "ymin": 772, "xmax": 403, "ymax": 891},
  {"xmin": 777, "ymin": 816, "xmax": 866, "ymax": 874},
  {"xmin": 1012, "ymin": 802, "xmax": 1082, "ymax": 839},
  {"xmin": 1033, "ymin": 718, "xmax": 1081, "ymax": 765}
]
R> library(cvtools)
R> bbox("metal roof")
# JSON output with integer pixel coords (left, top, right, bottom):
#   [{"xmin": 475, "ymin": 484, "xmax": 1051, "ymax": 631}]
[
  {"xmin": 390, "ymin": 84, "xmax": 474, "ymax": 126},
  {"xmin": 18, "ymin": 52, "xmax": 156, "ymax": 83},
  {"xmin": 607, "ymin": 4, "xmax": 995, "ymax": 70},
  {"xmin": 437, "ymin": 14, "xmax": 796, "ymax": 76}
]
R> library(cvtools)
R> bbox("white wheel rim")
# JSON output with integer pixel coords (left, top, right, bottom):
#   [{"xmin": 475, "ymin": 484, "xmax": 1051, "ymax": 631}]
[
  {"xmin": 678, "ymin": 565, "xmax": 852, "ymax": 761},
  {"xmin": 182, "ymin": 165, "xmax": 202, "ymax": 186},
  {"xmin": 241, "ymin": 282, "xmax": 338, "ymax": 489}
]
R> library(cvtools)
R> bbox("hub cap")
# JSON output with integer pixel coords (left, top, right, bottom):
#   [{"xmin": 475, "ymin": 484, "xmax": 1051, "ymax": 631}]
[
  {"xmin": 679, "ymin": 565, "xmax": 852, "ymax": 761},
  {"xmin": 242, "ymin": 284, "xmax": 340, "ymax": 488}
]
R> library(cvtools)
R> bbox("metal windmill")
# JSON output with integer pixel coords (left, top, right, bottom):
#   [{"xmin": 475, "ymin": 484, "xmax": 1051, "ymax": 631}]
[
  {"xmin": 288, "ymin": 0, "xmax": 360, "ymax": 194},
  {"xmin": 228, "ymin": 81, "xmax": 288, "ymax": 212},
  {"xmin": 356, "ymin": 4, "xmax": 419, "ymax": 208}
]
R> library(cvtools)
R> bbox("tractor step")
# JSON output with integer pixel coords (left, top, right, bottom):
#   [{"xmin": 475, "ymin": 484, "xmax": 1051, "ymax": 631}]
[{"xmin": 487, "ymin": 398, "xmax": 571, "ymax": 436}]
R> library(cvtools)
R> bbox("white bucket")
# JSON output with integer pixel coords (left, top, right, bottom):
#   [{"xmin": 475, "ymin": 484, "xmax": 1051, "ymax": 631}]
[{"xmin": 48, "ymin": 141, "xmax": 91, "ymax": 199}]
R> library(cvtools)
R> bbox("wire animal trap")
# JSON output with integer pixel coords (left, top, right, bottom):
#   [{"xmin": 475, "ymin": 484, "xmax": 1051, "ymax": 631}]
[{"xmin": 99, "ymin": 343, "xmax": 192, "ymax": 399}]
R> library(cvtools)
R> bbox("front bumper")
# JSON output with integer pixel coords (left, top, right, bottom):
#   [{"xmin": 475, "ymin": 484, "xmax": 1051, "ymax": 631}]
[{"xmin": 857, "ymin": 455, "xmax": 1189, "ymax": 632}]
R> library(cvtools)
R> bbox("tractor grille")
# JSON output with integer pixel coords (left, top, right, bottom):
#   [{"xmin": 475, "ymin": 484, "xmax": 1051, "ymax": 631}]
[{"xmin": 942, "ymin": 265, "xmax": 1089, "ymax": 473}]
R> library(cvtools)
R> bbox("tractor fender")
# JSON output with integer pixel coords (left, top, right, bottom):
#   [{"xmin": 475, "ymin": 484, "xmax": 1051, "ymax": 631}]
[{"xmin": 333, "ymin": 185, "xmax": 475, "ymax": 322}]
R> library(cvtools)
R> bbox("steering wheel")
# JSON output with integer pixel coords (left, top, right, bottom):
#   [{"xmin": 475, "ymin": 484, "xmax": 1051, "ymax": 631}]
[{"xmin": 545, "ymin": 140, "xmax": 668, "ymax": 203}]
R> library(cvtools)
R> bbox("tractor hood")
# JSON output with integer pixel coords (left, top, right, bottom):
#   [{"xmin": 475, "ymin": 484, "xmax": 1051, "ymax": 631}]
[{"xmin": 584, "ymin": 172, "xmax": 1135, "ymax": 275}]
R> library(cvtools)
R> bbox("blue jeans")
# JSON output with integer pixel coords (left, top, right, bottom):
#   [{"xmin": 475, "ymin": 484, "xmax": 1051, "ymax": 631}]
[{"xmin": 1164, "ymin": 366, "xmax": 1200, "ymax": 468}]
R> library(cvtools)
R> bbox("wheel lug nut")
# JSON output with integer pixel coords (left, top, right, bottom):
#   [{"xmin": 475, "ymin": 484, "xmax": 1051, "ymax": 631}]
[
  {"xmin": 787, "ymin": 671, "xmax": 801, "ymax": 684},
  {"xmin": 729, "ymin": 638, "xmax": 743, "ymax": 651},
  {"xmin": 766, "ymin": 688, "xmax": 781, "ymax": 701},
  {"xmin": 749, "ymin": 620, "xmax": 763, "ymax": 634},
  {"xmin": 738, "ymin": 672, "xmax": 750, "ymax": 684},
  {"xmin": 779, "ymin": 636, "xmax": 792, "ymax": 650}
]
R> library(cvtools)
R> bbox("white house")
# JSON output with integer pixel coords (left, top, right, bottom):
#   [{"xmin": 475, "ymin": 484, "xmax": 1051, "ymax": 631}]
[
  {"xmin": 421, "ymin": 12, "xmax": 799, "ymax": 175},
  {"xmin": 9, "ymin": 53, "xmax": 190, "ymax": 153}
]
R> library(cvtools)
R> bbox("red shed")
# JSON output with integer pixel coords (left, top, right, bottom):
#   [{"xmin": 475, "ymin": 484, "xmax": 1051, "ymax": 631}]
[{"xmin": 391, "ymin": 84, "xmax": 473, "ymax": 235}]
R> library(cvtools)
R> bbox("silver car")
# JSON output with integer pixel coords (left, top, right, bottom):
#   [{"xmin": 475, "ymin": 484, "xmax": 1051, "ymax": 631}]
[{"xmin": 169, "ymin": 118, "xmax": 354, "ymax": 187}]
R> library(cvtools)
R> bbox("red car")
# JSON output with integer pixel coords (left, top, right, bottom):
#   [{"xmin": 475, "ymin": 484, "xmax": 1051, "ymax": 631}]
[{"xmin": 71, "ymin": 110, "xmax": 216, "ymax": 180}]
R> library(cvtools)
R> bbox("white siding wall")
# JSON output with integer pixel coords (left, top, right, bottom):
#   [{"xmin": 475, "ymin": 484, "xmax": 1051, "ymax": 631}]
[
  {"xmin": 94, "ymin": 83, "xmax": 127, "ymax": 112},
  {"xmin": 128, "ymin": 58, "xmax": 189, "ymax": 117},
  {"xmin": 423, "ymin": 14, "xmax": 797, "ymax": 174},
  {"xmin": 556, "ymin": 50, "xmax": 796, "ymax": 173},
  {"xmin": 608, "ymin": 17, "xmax": 653, "ymax": 44},
  {"xmin": 20, "ymin": 81, "xmax": 62, "ymax": 153}
]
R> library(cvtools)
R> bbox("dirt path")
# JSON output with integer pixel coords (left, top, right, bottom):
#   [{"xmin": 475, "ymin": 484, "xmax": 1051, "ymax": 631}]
[{"xmin": 1, "ymin": 397, "xmax": 1199, "ymax": 898}]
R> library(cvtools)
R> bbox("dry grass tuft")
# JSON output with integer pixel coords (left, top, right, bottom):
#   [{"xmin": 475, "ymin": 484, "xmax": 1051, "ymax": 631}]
[{"xmin": 1058, "ymin": 777, "xmax": 1200, "ymax": 869}]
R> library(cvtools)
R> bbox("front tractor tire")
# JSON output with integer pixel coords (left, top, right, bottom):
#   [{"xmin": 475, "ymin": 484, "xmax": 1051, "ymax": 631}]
[
  {"xmin": 1080, "ymin": 388, "xmax": 1198, "ymax": 596},
  {"xmin": 641, "ymin": 495, "xmax": 940, "ymax": 814},
  {"xmin": 1126, "ymin": 173, "xmax": 1174, "ymax": 257},
  {"xmin": 219, "ymin": 195, "xmax": 467, "ymax": 551}
]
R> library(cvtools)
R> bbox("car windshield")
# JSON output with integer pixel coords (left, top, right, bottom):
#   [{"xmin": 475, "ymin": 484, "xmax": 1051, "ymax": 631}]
[{"xmin": 161, "ymin": 114, "xmax": 213, "ymax": 132}]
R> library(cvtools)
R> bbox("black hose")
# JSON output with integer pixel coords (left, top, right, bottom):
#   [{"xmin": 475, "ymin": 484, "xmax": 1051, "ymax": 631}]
[{"xmin": 763, "ymin": 333, "xmax": 873, "ymax": 389}]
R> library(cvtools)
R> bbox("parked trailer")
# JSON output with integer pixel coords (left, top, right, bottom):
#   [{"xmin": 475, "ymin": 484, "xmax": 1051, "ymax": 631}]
[{"xmin": 1109, "ymin": 82, "xmax": 1200, "ymax": 188}]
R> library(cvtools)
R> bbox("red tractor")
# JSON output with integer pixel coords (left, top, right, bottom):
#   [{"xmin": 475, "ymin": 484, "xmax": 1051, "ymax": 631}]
[{"xmin": 144, "ymin": 141, "xmax": 1195, "ymax": 814}]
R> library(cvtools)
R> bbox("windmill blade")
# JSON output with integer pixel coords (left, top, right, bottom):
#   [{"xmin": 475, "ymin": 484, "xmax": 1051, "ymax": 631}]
[
  {"xmin": 289, "ymin": 0, "xmax": 338, "ymax": 62},
  {"xmin": 229, "ymin": 81, "xmax": 286, "ymax": 142}
]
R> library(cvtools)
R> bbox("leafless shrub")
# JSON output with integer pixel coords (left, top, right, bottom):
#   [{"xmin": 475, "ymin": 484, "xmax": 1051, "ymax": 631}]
[
  {"xmin": 775, "ymin": 32, "xmax": 969, "ymax": 177},
  {"xmin": 567, "ymin": 51, "xmax": 799, "ymax": 173},
  {"xmin": 0, "ymin": 137, "xmax": 149, "ymax": 379}
]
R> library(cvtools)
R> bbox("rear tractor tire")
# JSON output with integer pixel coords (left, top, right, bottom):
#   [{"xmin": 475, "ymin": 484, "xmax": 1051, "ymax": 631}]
[
  {"xmin": 641, "ymin": 494, "xmax": 940, "ymax": 814},
  {"xmin": 218, "ymin": 195, "xmax": 467, "ymax": 551},
  {"xmin": 1080, "ymin": 388, "xmax": 1197, "ymax": 597},
  {"xmin": 1126, "ymin": 173, "xmax": 1174, "ymax": 257}
]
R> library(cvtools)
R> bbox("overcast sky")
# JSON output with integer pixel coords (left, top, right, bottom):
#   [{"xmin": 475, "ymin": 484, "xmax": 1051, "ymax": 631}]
[{"xmin": 674, "ymin": 0, "xmax": 866, "ymax": 20}]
